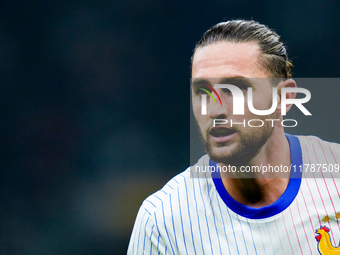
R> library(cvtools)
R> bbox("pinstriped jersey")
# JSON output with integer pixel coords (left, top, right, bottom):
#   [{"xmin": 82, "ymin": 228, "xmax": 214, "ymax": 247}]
[{"xmin": 128, "ymin": 134, "xmax": 340, "ymax": 255}]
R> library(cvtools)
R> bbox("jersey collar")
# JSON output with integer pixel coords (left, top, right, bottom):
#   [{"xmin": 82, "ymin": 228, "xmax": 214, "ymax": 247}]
[{"xmin": 211, "ymin": 133, "xmax": 302, "ymax": 219}]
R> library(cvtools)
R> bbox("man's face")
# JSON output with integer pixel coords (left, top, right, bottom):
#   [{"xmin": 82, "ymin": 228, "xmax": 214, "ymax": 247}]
[{"xmin": 191, "ymin": 41, "xmax": 279, "ymax": 165}]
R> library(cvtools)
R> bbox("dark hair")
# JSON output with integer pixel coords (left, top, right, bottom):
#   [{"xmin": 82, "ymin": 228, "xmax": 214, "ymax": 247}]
[{"xmin": 193, "ymin": 20, "xmax": 293, "ymax": 79}]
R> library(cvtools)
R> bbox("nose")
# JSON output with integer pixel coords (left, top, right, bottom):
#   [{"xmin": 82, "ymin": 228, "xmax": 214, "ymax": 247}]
[{"xmin": 207, "ymin": 91, "xmax": 229, "ymax": 119}]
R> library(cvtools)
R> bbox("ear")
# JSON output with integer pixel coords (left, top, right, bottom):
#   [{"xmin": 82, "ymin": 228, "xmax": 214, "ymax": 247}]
[{"xmin": 276, "ymin": 79, "xmax": 297, "ymax": 114}]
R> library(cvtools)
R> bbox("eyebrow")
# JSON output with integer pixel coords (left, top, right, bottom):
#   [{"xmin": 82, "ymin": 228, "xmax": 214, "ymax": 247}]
[
  {"xmin": 219, "ymin": 77, "xmax": 253, "ymax": 87},
  {"xmin": 191, "ymin": 79, "xmax": 211, "ymax": 88},
  {"xmin": 191, "ymin": 76, "xmax": 252, "ymax": 87}
]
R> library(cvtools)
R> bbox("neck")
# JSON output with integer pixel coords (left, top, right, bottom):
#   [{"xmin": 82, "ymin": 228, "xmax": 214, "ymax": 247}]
[{"xmin": 219, "ymin": 129, "xmax": 291, "ymax": 208}]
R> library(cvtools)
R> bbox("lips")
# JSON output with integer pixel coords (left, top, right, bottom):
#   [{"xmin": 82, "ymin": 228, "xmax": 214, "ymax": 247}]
[{"xmin": 209, "ymin": 127, "xmax": 236, "ymax": 143}]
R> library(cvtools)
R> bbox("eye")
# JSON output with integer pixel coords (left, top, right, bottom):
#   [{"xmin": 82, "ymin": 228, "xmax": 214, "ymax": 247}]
[
  {"xmin": 237, "ymin": 83, "xmax": 248, "ymax": 91},
  {"xmin": 231, "ymin": 80, "xmax": 249, "ymax": 91},
  {"xmin": 219, "ymin": 78, "xmax": 250, "ymax": 92},
  {"xmin": 220, "ymin": 84, "xmax": 248, "ymax": 94},
  {"xmin": 196, "ymin": 87, "xmax": 211, "ymax": 95}
]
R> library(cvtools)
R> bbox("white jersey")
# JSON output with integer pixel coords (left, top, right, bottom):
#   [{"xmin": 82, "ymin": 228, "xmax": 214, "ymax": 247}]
[{"xmin": 128, "ymin": 134, "xmax": 340, "ymax": 255}]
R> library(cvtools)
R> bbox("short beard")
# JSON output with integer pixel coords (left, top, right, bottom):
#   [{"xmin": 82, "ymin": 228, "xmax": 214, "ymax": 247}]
[{"xmin": 204, "ymin": 124, "xmax": 274, "ymax": 167}]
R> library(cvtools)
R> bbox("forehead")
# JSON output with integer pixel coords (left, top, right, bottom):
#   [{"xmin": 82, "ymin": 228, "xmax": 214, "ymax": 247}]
[{"xmin": 192, "ymin": 41, "xmax": 270, "ymax": 79}]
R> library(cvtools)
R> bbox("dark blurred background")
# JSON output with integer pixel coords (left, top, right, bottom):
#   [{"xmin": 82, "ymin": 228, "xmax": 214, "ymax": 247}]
[{"xmin": 2, "ymin": 0, "xmax": 340, "ymax": 254}]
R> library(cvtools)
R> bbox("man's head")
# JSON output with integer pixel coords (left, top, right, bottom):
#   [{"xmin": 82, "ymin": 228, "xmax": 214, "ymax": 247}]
[
  {"xmin": 192, "ymin": 19, "xmax": 293, "ymax": 79},
  {"xmin": 191, "ymin": 20, "xmax": 296, "ymax": 166}
]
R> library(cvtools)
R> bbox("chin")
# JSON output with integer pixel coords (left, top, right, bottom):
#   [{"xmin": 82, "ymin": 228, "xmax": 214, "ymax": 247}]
[
  {"xmin": 205, "ymin": 139, "xmax": 263, "ymax": 167},
  {"xmin": 206, "ymin": 144, "xmax": 241, "ymax": 165}
]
